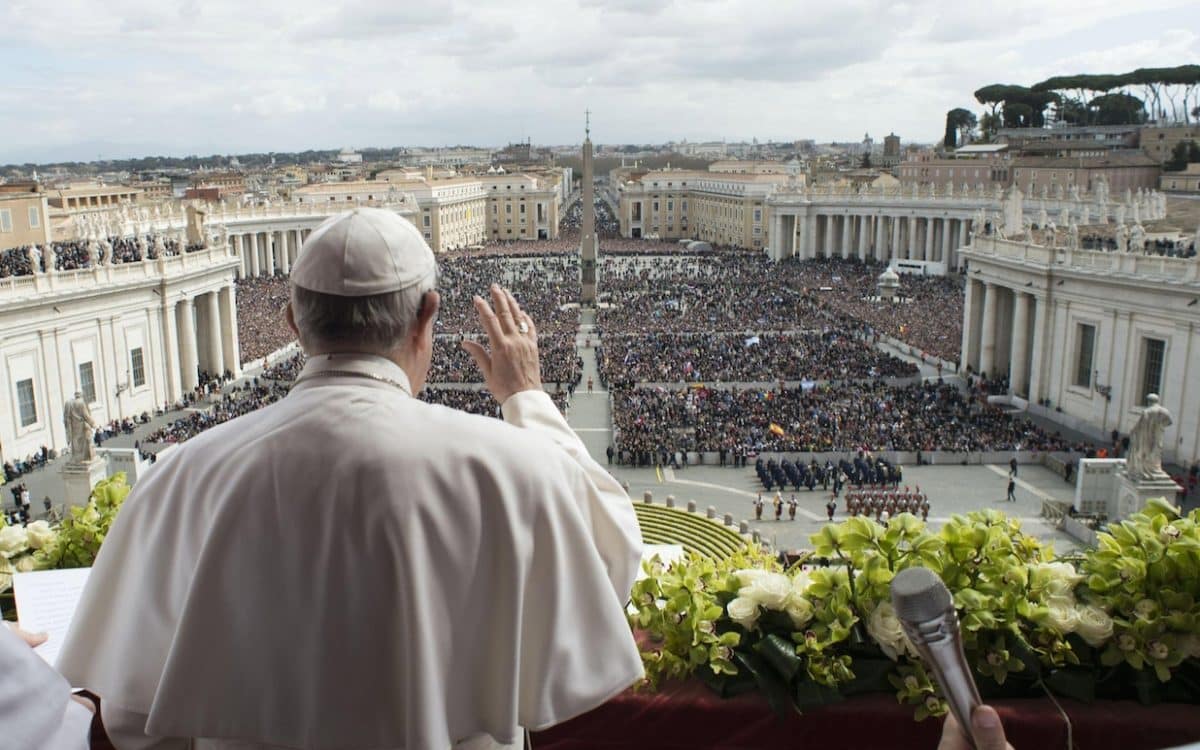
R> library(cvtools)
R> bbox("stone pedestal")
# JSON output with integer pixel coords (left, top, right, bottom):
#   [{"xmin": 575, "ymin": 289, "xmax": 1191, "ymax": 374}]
[
  {"xmin": 61, "ymin": 457, "xmax": 108, "ymax": 508},
  {"xmin": 1113, "ymin": 471, "xmax": 1182, "ymax": 521}
]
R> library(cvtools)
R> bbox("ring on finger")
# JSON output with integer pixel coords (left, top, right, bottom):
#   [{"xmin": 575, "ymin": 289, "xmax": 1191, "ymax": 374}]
[{"xmin": 518, "ymin": 321, "xmax": 530, "ymax": 334}]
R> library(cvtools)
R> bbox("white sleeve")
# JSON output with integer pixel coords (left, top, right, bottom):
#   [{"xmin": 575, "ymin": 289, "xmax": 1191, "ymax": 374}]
[
  {"xmin": 35, "ymin": 699, "xmax": 92, "ymax": 750},
  {"xmin": 500, "ymin": 389, "xmax": 642, "ymax": 603}
]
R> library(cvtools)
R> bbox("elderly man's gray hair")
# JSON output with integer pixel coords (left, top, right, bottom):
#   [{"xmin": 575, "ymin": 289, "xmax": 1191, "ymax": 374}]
[{"xmin": 290, "ymin": 272, "xmax": 437, "ymax": 353}]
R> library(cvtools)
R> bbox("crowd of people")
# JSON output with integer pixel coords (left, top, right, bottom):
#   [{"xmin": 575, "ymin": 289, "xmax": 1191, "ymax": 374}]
[
  {"xmin": 422, "ymin": 387, "xmax": 570, "ymax": 416},
  {"xmin": 598, "ymin": 330, "xmax": 916, "ymax": 386},
  {"xmin": 144, "ymin": 378, "xmax": 292, "ymax": 446},
  {"xmin": 611, "ymin": 380, "xmax": 1083, "ymax": 459},
  {"xmin": 235, "ymin": 276, "xmax": 295, "ymax": 362},
  {"xmin": 0, "ymin": 235, "xmax": 204, "ymax": 277},
  {"xmin": 431, "ymin": 333, "xmax": 580, "ymax": 385}
]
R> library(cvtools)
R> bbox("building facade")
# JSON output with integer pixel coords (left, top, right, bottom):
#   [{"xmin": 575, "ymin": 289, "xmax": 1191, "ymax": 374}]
[
  {"xmin": 0, "ymin": 188, "xmax": 52, "ymax": 252},
  {"xmin": 617, "ymin": 168, "xmax": 789, "ymax": 248},
  {"xmin": 0, "ymin": 245, "xmax": 241, "ymax": 463},
  {"xmin": 960, "ymin": 236, "xmax": 1200, "ymax": 467},
  {"xmin": 1160, "ymin": 163, "xmax": 1200, "ymax": 193}
]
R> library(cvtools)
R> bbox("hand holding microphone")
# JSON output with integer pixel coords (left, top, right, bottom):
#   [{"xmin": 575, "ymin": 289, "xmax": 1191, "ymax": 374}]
[{"xmin": 890, "ymin": 567, "xmax": 1013, "ymax": 750}]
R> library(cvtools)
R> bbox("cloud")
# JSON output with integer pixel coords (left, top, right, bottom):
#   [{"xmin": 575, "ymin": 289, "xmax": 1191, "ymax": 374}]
[{"xmin": 1, "ymin": 0, "xmax": 1197, "ymax": 163}]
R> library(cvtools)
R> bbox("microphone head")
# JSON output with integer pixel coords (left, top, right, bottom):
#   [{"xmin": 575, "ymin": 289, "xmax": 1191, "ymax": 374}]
[{"xmin": 890, "ymin": 567, "xmax": 953, "ymax": 623}]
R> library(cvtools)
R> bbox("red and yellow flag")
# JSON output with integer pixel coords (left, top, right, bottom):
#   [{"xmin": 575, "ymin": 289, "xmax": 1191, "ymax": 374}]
[{"xmin": 769, "ymin": 423, "xmax": 786, "ymax": 437}]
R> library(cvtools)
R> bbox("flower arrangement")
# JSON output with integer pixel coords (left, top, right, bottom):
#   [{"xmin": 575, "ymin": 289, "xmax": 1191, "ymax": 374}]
[
  {"xmin": 629, "ymin": 498, "xmax": 1200, "ymax": 718},
  {"xmin": 0, "ymin": 473, "xmax": 131, "ymax": 613}
]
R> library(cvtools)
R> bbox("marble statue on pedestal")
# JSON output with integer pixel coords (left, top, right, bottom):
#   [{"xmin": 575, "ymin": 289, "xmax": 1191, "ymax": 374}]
[
  {"xmin": 1133, "ymin": 200, "xmax": 1141, "ymax": 225},
  {"xmin": 1043, "ymin": 222, "xmax": 1057, "ymax": 246},
  {"xmin": 63, "ymin": 392, "xmax": 98, "ymax": 464},
  {"xmin": 1126, "ymin": 395, "xmax": 1173, "ymax": 481},
  {"xmin": 1054, "ymin": 183, "xmax": 1065, "ymax": 200},
  {"xmin": 41, "ymin": 243, "xmax": 54, "ymax": 272},
  {"xmin": 153, "ymin": 234, "xmax": 167, "ymax": 258},
  {"xmin": 1039, "ymin": 184, "xmax": 1049, "ymax": 200},
  {"xmin": 1038, "ymin": 206, "xmax": 1049, "ymax": 229},
  {"xmin": 27, "ymin": 245, "xmax": 40, "ymax": 273},
  {"xmin": 1123, "ymin": 188, "xmax": 1132, "ymax": 205},
  {"xmin": 1095, "ymin": 176, "xmax": 1110, "ymax": 205},
  {"xmin": 1114, "ymin": 224, "xmax": 1128, "ymax": 253},
  {"xmin": 1116, "ymin": 203, "xmax": 1126, "ymax": 227},
  {"xmin": 1068, "ymin": 222, "xmax": 1079, "ymax": 251},
  {"xmin": 1060, "ymin": 207, "xmax": 1070, "ymax": 227},
  {"xmin": 1080, "ymin": 204, "xmax": 1091, "ymax": 226},
  {"xmin": 1129, "ymin": 223, "xmax": 1146, "ymax": 254},
  {"xmin": 1070, "ymin": 184, "xmax": 1080, "ymax": 202},
  {"xmin": 101, "ymin": 237, "xmax": 113, "ymax": 263},
  {"xmin": 87, "ymin": 239, "xmax": 101, "ymax": 267},
  {"xmin": 1002, "ymin": 185, "xmax": 1024, "ymax": 233}
]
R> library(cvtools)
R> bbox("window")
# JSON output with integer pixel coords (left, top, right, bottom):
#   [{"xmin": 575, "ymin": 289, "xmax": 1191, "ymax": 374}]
[
  {"xmin": 17, "ymin": 379, "xmax": 37, "ymax": 426},
  {"xmin": 1074, "ymin": 324, "xmax": 1095, "ymax": 388},
  {"xmin": 652, "ymin": 201, "xmax": 659, "ymax": 212},
  {"xmin": 423, "ymin": 215, "xmax": 430, "ymax": 227},
  {"xmin": 0, "ymin": 208, "xmax": 11, "ymax": 232},
  {"xmin": 753, "ymin": 208, "xmax": 761, "ymax": 222},
  {"xmin": 682, "ymin": 200, "xmax": 687, "ymax": 211},
  {"xmin": 79, "ymin": 362, "xmax": 96, "ymax": 403},
  {"xmin": 1141, "ymin": 338, "xmax": 1166, "ymax": 402},
  {"xmin": 667, "ymin": 201, "xmax": 673, "ymax": 211},
  {"xmin": 505, "ymin": 204, "xmax": 512, "ymax": 214},
  {"xmin": 131, "ymin": 347, "xmax": 146, "ymax": 387},
  {"xmin": 28, "ymin": 206, "xmax": 39, "ymax": 229},
  {"xmin": 519, "ymin": 203, "xmax": 525, "ymax": 214}
]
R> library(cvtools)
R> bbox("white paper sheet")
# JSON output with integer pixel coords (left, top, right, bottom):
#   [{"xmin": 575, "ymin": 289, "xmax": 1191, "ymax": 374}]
[{"xmin": 13, "ymin": 567, "xmax": 92, "ymax": 668}]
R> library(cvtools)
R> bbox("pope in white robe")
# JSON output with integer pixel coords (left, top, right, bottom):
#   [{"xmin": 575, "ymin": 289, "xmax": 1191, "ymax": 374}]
[{"xmin": 56, "ymin": 208, "xmax": 644, "ymax": 750}]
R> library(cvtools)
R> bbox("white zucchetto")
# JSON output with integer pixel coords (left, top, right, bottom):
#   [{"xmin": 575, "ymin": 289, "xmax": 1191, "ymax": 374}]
[{"xmin": 290, "ymin": 208, "xmax": 437, "ymax": 297}]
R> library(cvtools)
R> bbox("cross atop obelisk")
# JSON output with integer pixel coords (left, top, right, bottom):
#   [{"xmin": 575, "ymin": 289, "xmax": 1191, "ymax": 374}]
[{"xmin": 580, "ymin": 111, "xmax": 597, "ymax": 305}]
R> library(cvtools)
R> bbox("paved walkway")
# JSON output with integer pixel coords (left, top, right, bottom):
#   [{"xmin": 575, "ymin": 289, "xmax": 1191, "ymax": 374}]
[{"xmin": 567, "ymin": 307, "xmax": 612, "ymax": 466}]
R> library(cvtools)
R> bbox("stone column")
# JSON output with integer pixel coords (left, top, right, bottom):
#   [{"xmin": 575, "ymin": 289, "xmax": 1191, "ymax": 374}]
[
  {"xmin": 979, "ymin": 282, "xmax": 997, "ymax": 378},
  {"xmin": 940, "ymin": 219, "xmax": 951, "ymax": 264},
  {"xmin": 249, "ymin": 233, "xmax": 261, "ymax": 277},
  {"xmin": 820, "ymin": 215, "xmax": 833, "ymax": 257},
  {"xmin": 769, "ymin": 213, "xmax": 784, "ymax": 260},
  {"xmin": 219, "ymin": 285, "xmax": 241, "ymax": 378},
  {"xmin": 890, "ymin": 216, "xmax": 900, "ymax": 260},
  {"xmin": 178, "ymin": 297, "xmax": 199, "ymax": 392},
  {"xmin": 1009, "ymin": 292, "xmax": 1031, "ymax": 397},
  {"xmin": 960, "ymin": 279, "xmax": 977, "ymax": 371},
  {"xmin": 857, "ymin": 215, "xmax": 868, "ymax": 261},
  {"xmin": 840, "ymin": 215, "xmax": 852, "ymax": 258},
  {"xmin": 205, "ymin": 291, "xmax": 224, "ymax": 377},
  {"xmin": 1028, "ymin": 295, "xmax": 1046, "ymax": 403},
  {"xmin": 265, "ymin": 232, "xmax": 277, "ymax": 276},
  {"xmin": 874, "ymin": 214, "xmax": 884, "ymax": 261},
  {"xmin": 279, "ymin": 231, "xmax": 290, "ymax": 275},
  {"xmin": 795, "ymin": 214, "xmax": 808, "ymax": 259},
  {"xmin": 924, "ymin": 218, "xmax": 935, "ymax": 261},
  {"xmin": 161, "ymin": 300, "xmax": 181, "ymax": 404}
]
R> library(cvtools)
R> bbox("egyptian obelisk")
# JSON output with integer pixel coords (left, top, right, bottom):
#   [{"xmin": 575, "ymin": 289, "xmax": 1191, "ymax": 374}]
[{"xmin": 580, "ymin": 111, "xmax": 597, "ymax": 305}]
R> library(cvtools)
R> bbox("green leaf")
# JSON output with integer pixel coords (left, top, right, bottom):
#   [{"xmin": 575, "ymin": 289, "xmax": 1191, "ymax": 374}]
[
  {"xmin": 734, "ymin": 650, "xmax": 796, "ymax": 717},
  {"xmin": 793, "ymin": 677, "xmax": 845, "ymax": 711},
  {"xmin": 756, "ymin": 634, "xmax": 804, "ymax": 682}
]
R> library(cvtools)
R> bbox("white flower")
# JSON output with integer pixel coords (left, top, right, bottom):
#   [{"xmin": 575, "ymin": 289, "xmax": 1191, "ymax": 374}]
[
  {"xmin": 1031, "ymin": 562, "xmax": 1083, "ymax": 599},
  {"xmin": 1074, "ymin": 605, "xmax": 1114, "ymax": 647},
  {"xmin": 790, "ymin": 571, "xmax": 812, "ymax": 598},
  {"xmin": 0, "ymin": 526, "xmax": 30, "ymax": 559},
  {"xmin": 13, "ymin": 554, "xmax": 36, "ymax": 573},
  {"xmin": 1045, "ymin": 600, "xmax": 1079, "ymax": 634},
  {"xmin": 1149, "ymin": 641, "xmax": 1170, "ymax": 661},
  {"xmin": 741, "ymin": 572, "xmax": 792, "ymax": 610},
  {"xmin": 733, "ymin": 569, "xmax": 768, "ymax": 588},
  {"xmin": 727, "ymin": 596, "xmax": 761, "ymax": 630},
  {"xmin": 786, "ymin": 596, "xmax": 815, "ymax": 629},
  {"xmin": 24, "ymin": 520, "xmax": 55, "ymax": 550},
  {"xmin": 867, "ymin": 601, "xmax": 914, "ymax": 661}
]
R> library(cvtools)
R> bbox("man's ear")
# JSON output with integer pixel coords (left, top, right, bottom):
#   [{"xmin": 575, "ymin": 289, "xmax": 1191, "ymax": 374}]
[
  {"xmin": 285, "ymin": 303, "xmax": 300, "ymax": 338},
  {"xmin": 415, "ymin": 290, "xmax": 440, "ymax": 340}
]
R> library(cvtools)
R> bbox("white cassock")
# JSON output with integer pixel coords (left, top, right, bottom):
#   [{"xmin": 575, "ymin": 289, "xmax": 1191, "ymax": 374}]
[
  {"xmin": 57, "ymin": 353, "xmax": 644, "ymax": 750},
  {"xmin": 0, "ymin": 623, "xmax": 93, "ymax": 750}
]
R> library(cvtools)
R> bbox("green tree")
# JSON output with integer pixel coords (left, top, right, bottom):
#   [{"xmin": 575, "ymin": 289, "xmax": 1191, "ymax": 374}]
[
  {"xmin": 1089, "ymin": 92, "xmax": 1145, "ymax": 125},
  {"xmin": 1166, "ymin": 142, "xmax": 1191, "ymax": 171},
  {"xmin": 943, "ymin": 108, "xmax": 977, "ymax": 149}
]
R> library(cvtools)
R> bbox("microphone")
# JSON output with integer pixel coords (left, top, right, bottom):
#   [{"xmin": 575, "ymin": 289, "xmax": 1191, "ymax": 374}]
[{"xmin": 890, "ymin": 567, "xmax": 982, "ymax": 748}]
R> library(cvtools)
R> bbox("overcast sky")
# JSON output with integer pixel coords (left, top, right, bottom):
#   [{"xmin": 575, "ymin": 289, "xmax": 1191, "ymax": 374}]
[{"xmin": 1, "ymin": 0, "xmax": 1198, "ymax": 164}]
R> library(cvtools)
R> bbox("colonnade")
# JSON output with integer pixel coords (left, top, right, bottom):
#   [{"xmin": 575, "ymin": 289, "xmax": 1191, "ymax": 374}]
[
  {"xmin": 160, "ymin": 285, "xmax": 241, "ymax": 401},
  {"xmin": 961, "ymin": 278, "xmax": 1045, "ymax": 400},
  {"xmin": 768, "ymin": 209, "xmax": 974, "ymax": 268},
  {"xmin": 227, "ymin": 228, "xmax": 312, "ymax": 279}
]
